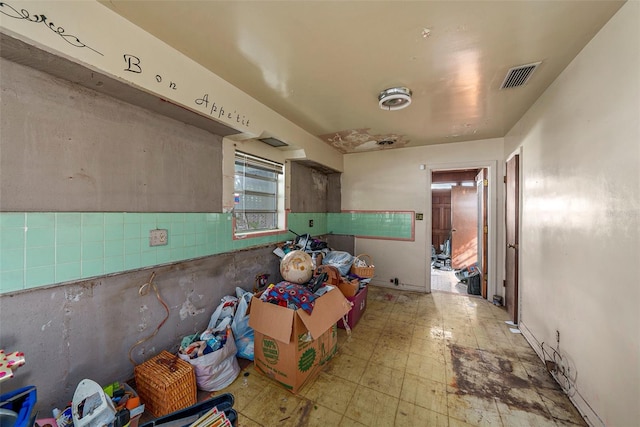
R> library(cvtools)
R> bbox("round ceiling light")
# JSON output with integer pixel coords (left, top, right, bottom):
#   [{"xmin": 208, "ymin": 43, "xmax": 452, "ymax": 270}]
[{"xmin": 378, "ymin": 87, "xmax": 412, "ymax": 111}]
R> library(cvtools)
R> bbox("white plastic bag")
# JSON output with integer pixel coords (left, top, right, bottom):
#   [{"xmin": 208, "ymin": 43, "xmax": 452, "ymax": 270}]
[
  {"xmin": 207, "ymin": 295, "xmax": 238, "ymax": 332},
  {"xmin": 322, "ymin": 251, "xmax": 354, "ymax": 276},
  {"xmin": 231, "ymin": 287, "xmax": 254, "ymax": 360},
  {"xmin": 178, "ymin": 330, "xmax": 240, "ymax": 391}
]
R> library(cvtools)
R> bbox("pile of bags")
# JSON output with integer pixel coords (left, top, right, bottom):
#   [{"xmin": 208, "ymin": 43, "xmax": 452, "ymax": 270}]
[{"xmin": 178, "ymin": 287, "xmax": 254, "ymax": 391}]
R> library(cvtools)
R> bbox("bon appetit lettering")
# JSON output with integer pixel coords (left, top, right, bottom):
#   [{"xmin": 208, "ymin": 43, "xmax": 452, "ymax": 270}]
[{"xmin": 123, "ymin": 53, "xmax": 250, "ymax": 128}]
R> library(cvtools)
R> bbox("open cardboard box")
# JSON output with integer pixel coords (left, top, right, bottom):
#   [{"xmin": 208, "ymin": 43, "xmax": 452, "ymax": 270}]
[{"xmin": 248, "ymin": 287, "xmax": 351, "ymax": 393}]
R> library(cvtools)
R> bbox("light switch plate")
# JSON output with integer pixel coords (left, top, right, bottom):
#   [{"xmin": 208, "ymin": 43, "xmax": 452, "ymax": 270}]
[{"xmin": 149, "ymin": 229, "xmax": 168, "ymax": 246}]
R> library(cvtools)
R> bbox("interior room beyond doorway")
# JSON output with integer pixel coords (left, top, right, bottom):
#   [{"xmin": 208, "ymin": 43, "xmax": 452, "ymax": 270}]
[{"xmin": 431, "ymin": 169, "xmax": 487, "ymax": 296}]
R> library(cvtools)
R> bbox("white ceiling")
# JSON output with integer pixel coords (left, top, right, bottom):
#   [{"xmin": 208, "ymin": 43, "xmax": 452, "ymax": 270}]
[{"xmin": 99, "ymin": 1, "xmax": 624, "ymax": 153}]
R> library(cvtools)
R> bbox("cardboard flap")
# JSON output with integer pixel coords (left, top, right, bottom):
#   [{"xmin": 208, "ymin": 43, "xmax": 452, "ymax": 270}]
[
  {"xmin": 248, "ymin": 296, "xmax": 295, "ymax": 344},
  {"xmin": 297, "ymin": 288, "xmax": 352, "ymax": 339}
]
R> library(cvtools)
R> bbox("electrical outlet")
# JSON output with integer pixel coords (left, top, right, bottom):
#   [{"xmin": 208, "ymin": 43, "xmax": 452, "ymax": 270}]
[
  {"xmin": 149, "ymin": 229, "xmax": 168, "ymax": 246},
  {"xmin": 309, "ymin": 219, "xmax": 314, "ymax": 227}
]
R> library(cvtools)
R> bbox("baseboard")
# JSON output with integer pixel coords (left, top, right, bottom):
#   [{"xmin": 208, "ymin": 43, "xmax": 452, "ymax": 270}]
[
  {"xmin": 369, "ymin": 281, "xmax": 427, "ymax": 293},
  {"xmin": 519, "ymin": 321, "xmax": 605, "ymax": 427}
]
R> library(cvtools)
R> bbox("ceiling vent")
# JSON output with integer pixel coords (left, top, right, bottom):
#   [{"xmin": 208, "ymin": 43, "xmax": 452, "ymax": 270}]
[
  {"xmin": 259, "ymin": 137, "xmax": 288, "ymax": 147},
  {"xmin": 378, "ymin": 87, "xmax": 412, "ymax": 110},
  {"xmin": 500, "ymin": 62, "xmax": 541, "ymax": 89}
]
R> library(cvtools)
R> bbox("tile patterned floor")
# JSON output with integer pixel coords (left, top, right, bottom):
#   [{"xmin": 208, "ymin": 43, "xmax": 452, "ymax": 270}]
[
  {"xmin": 431, "ymin": 267, "xmax": 468, "ymax": 294},
  {"xmin": 208, "ymin": 286, "xmax": 586, "ymax": 426}
]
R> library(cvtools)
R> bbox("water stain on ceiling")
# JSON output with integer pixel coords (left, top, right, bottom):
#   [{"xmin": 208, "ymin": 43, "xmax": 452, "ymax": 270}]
[{"xmin": 319, "ymin": 129, "xmax": 410, "ymax": 153}]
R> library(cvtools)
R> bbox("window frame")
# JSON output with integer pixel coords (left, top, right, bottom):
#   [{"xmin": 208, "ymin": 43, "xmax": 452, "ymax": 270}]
[{"xmin": 233, "ymin": 151, "xmax": 285, "ymax": 236}]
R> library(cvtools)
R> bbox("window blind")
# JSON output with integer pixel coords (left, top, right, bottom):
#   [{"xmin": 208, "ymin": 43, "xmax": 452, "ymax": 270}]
[{"xmin": 234, "ymin": 152, "xmax": 283, "ymax": 232}]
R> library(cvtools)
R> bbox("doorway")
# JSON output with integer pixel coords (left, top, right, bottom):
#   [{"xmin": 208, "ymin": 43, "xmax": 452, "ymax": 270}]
[
  {"xmin": 505, "ymin": 154, "xmax": 520, "ymax": 322},
  {"xmin": 427, "ymin": 161, "xmax": 496, "ymax": 299}
]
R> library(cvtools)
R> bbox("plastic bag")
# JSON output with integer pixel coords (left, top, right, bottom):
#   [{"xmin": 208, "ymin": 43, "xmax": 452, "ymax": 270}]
[
  {"xmin": 322, "ymin": 251, "xmax": 354, "ymax": 276},
  {"xmin": 231, "ymin": 287, "xmax": 254, "ymax": 360},
  {"xmin": 178, "ymin": 330, "xmax": 240, "ymax": 391},
  {"xmin": 207, "ymin": 295, "xmax": 238, "ymax": 332}
]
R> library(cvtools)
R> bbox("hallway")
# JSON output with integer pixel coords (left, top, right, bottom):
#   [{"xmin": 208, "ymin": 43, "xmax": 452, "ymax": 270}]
[{"xmin": 212, "ymin": 286, "xmax": 586, "ymax": 426}]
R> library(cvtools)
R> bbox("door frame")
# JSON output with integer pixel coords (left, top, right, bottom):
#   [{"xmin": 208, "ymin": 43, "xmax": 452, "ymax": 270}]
[
  {"xmin": 426, "ymin": 160, "xmax": 498, "ymax": 299},
  {"xmin": 476, "ymin": 168, "xmax": 489, "ymax": 298},
  {"xmin": 505, "ymin": 148, "xmax": 523, "ymax": 323}
]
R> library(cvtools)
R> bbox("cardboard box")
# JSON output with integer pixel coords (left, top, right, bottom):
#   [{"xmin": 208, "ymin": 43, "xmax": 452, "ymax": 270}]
[
  {"xmin": 337, "ymin": 278, "xmax": 359, "ymax": 297},
  {"xmin": 249, "ymin": 287, "xmax": 351, "ymax": 393},
  {"xmin": 338, "ymin": 285, "xmax": 368, "ymax": 329}
]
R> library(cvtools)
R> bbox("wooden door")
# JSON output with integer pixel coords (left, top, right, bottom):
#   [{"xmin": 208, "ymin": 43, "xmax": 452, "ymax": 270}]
[
  {"xmin": 432, "ymin": 189, "xmax": 451, "ymax": 252},
  {"xmin": 505, "ymin": 155, "xmax": 520, "ymax": 323},
  {"xmin": 476, "ymin": 169, "xmax": 488, "ymax": 298},
  {"xmin": 451, "ymin": 186, "xmax": 478, "ymax": 269}
]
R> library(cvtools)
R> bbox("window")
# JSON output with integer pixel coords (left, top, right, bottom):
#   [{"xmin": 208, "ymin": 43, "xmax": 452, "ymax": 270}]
[
  {"xmin": 234, "ymin": 152, "xmax": 284, "ymax": 233},
  {"xmin": 431, "ymin": 182, "xmax": 457, "ymax": 190},
  {"xmin": 431, "ymin": 181, "xmax": 475, "ymax": 190}
]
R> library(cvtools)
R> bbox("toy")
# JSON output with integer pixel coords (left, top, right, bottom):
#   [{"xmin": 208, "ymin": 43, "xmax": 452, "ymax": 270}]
[{"xmin": 0, "ymin": 350, "xmax": 26, "ymax": 383}]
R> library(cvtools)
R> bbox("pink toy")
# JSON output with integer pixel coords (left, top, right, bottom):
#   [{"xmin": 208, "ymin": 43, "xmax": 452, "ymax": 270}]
[{"xmin": 0, "ymin": 349, "xmax": 26, "ymax": 383}]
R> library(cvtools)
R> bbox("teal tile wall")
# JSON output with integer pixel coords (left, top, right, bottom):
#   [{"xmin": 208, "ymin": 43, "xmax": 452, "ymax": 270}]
[
  {"xmin": 281, "ymin": 211, "xmax": 412, "ymax": 240},
  {"xmin": 287, "ymin": 213, "xmax": 328, "ymax": 238},
  {"xmin": 328, "ymin": 211, "xmax": 413, "ymax": 240},
  {"xmin": 0, "ymin": 212, "xmax": 237, "ymax": 293},
  {"xmin": 0, "ymin": 211, "xmax": 412, "ymax": 293}
]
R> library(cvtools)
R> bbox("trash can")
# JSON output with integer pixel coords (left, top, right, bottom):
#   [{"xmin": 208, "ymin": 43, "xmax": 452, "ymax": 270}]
[{"xmin": 467, "ymin": 273, "xmax": 481, "ymax": 296}]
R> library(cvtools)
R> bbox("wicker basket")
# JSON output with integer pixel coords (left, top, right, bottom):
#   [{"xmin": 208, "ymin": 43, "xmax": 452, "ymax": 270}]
[
  {"xmin": 134, "ymin": 350, "xmax": 197, "ymax": 417},
  {"xmin": 350, "ymin": 254, "xmax": 375, "ymax": 278}
]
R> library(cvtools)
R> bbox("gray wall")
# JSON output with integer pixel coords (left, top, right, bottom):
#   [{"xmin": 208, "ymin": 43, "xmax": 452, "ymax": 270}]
[
  {"xmin": 0, "ymin": 247, "xmax": 281, "ymax": 412},
  {"xmin": 0, "ymin": 58, "xmax": 223, "ymax": 212},
  {"xmin": 289, "ymin": 162, "xmax": 329, "ymax": 213},
  {"xmin": 325, "ymin": 234, "xmax": 355, "ymax": 254},
  {"xmin": 0, "ymin": 51, "xmax": 343, "ymax": 413},
  {"xmin": 0, "ymin": 57, "xmax": 284, "ymax": 412},
  {"xmin": 327, "ymin": 173, "xmax": 342, "ymax": 213}
]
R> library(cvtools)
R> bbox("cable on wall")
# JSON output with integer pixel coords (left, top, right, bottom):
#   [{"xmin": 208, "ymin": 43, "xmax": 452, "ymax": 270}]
[
  {"xmin": 541, "ymin": 341, "xmax": 577, "ymax": 397},
  {"xmin": 128, "ymin": 271, "xmax": 170, "ymax": 365}
]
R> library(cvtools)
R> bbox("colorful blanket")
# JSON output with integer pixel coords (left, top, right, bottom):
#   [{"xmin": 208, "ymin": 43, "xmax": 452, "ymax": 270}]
[{"xmin": 264, "ymin": 281, "xmax": 316, "ymax": 314}]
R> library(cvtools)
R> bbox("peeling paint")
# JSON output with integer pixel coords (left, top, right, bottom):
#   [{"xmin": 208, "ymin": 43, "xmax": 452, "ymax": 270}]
[
  {"xmin": 137, "ymin": 304, "xmax": 149, "ymax": 331},
  {"xmin": 311, "ymin": 169, "xmax": 328, "ymax": 192},
  {"xmin": 65, "ymin": 289, "xmax": 84, "ymax": 302},
  {"xmin": 65, "ymin": 283, "xmax": 95, "ymax": 301},
  {"xmin": 179, "ymin": 283, "xmax": 205, "ymax": 320},
  {"xmin": 318, "ymin": 128, "xmax": 410, "ymax": 153},
  {"xmin": 180, "ymin": 299, "xmax": 205, "ymax": 320}
]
